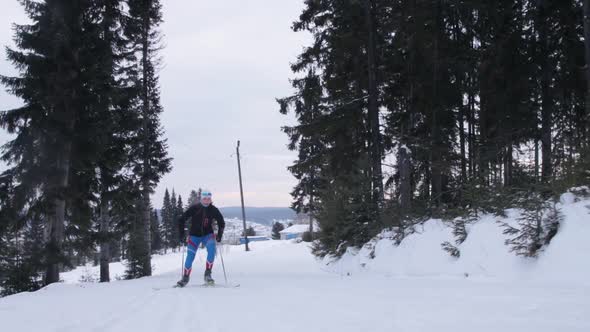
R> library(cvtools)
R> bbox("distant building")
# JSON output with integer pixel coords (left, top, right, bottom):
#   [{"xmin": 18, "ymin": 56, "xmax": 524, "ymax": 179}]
[
  {"xmin": 279, "ymin": 224, "xmax": 318, "ymax": 240},
  {"xmin": 239, "ymin": 236, "xmax": 270, "ymax": 245}
]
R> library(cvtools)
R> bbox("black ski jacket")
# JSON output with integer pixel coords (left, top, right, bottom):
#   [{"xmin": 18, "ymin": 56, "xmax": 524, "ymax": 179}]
[{"xmin": 178, "ymin": 204, "xmax": 225, "ymax": 239}]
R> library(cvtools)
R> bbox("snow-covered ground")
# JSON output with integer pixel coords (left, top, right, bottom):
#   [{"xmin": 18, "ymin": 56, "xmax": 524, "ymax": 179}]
[
  {"xmin": 1, "ymin": 240, "xmax": 588, "ymax": 332},
  {"xmin": 1, "ymin": 192, "xmax": 589, "ymax": 332},
  {"xmin": 327, "ymin": 191, "xmax": 590, "ymax": 286}
]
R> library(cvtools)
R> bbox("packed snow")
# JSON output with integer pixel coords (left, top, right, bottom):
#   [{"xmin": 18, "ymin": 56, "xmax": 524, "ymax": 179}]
[
  {"xmin": 326, "ymin": 191, "xmax": 590, "ymax": 286},
  {"xmin": 1, "ymin": 193, "xmax": 589, "ymax": 331}
]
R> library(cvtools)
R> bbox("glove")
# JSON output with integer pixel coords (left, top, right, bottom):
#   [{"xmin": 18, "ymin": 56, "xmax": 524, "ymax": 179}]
[
  {"xmin": 216, "ymin": 234, "xmax": 222, "ymax": 243},
  {"xmin": 179, "ymin": 234, "xmax": 186, "ymax": 245}
]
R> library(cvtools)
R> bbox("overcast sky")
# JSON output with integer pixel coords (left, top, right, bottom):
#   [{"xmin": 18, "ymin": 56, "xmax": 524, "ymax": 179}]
[{"xmin": 0, "ymin": 1, "xmax": 309, "ymax": 208}]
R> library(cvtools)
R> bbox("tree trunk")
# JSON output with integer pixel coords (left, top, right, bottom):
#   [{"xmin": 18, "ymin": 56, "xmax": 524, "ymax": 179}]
[
  {"xmin": 140, "ymin": 191, "xmax": 152, "ymax": 276},
  {"xmin": 584, "ymin": 0, "xmax": 590, "ymax": 140},
  {"xmin": 45, "ymin": 140, "xmax": 72, "ymax": 285},
  {"xmin": 309, "ymin": 190, "xmax": 314, "ymax": 237},
  {"xmin": 478, "ymin": 101, "xmax": 487, "ymax": 184},
  {"xmin": 424, "ymin": 161, "xmax": 431, "ymax": 201},
  {"xmin": 364, "ymin": 0, "xmax": 384, "ymax": 219},
  {"xmin": 468, "ymin": 83, "xmax": 475, "ymax": 179},
  {"xmin": 399, "ymin": 0, "xmax": 416, "ymax": 214},
  {"xmin": 308, "ymin": 167, "xmax": 315, "ymax": 236},
  {"xmin": 137, "ymin": 6, "xmax": 152, "ymax": 276},
  {"xmin": 504, "ymin": 144, "xmax": 513, "ymax": 186},
  {"xmin": 99, "ymin": 199, "xmax": 111, "ymax": 282},
  {"xmin": 459, "ymin": 104, "xmax": 467, "ymax": 183},
  {"xmin": 98, "ymin": 0, "xmax": 116, "ymax": 283},
  {"xmin": 398, "ymin": 144, "xmax": 411, "ymax": 212},
  {"xmin": 467, "ymin": 19, "xmax": 477, "ymax": 180},
  {"xmin": 453, "ymin": 15, "xmax": 467, "ymax": 184},
  {"xmin": 534, "ymin": 139, "xmax": 540, "ymax": 182},
  {"xmin": 538, "ymin": 0, "xmax": 552, "ymax": 181},
  {"xmin": 430, "ymin": 0, "xmax": 443, "ymax": 207}
]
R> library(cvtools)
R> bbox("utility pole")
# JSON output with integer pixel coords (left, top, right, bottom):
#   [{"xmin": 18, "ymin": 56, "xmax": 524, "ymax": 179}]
[{"xmin": 236, "ymin": 140, "xmax": 249, "ymax": 251}]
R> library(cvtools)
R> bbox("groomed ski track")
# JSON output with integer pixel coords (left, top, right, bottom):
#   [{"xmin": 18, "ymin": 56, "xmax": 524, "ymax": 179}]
[{"xmin": 0, "ymin": 240, "xmax": 588, "ymax": 332}]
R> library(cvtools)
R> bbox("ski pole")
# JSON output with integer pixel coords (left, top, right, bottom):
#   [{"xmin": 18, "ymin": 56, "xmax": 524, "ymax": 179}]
[
  {"xmin": 181, "ymin": 243, "xmax": 185, "ymax": 278},
  {"xmin": 180, "ymin": 228, "xmax": 188, "ymax": 278},
  {"xmin": 217, "ymin": 244, "xmax": 228, "ymax": 285}
]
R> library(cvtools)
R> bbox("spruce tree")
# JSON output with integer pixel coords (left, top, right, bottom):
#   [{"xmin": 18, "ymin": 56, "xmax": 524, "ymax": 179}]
[
  {"xmin": 281, "ymin": 0, "xmax": 385, "ymax": 256},
  {"xmin": 282, "ymin": 0, "xmax": 588, "ymax": 256},
  {"xmin": 171, "ymin": 190, "xmax": 177, "ymax": 213},
  {"xmin": 177, "ymin": 195, "xmax": 184, "ymax": 218},
  {"xmin": 271, "ymin": 222, "xmax": 285, "ymax": 240},
  {"xmin": 150, "ymin": 209, "xmax": 163, "ymax": 253},
  {"xmin": 160, "ymin": 189, "xmax": 173, "ymax": 250},
  {"xmin": 124, "ymin": 0, "xmax": 171, "ymax": 277},
  {"xmin": 88, "ymin": 0, "xmax": 141, "ymax": 284},
  {"xmin": 0, "ymin": 223, "xmax": 42, "ymax": 296},
  {"xmin": 278, "ymin": 70, "xmax": 325, "ymax": 234},
  {"xmin": 187, "ymin": 189, "xmax": 201, "ymax": 208},
  {"xmin": 243, "ymin": 226, "xmax": 256, "ymax": 237},
  {"xmin": 585, "ymin": 0, "xmax": 590, "ymax": 134},
  {"xmin": 0, "ymin": 0, "xmax": 112, "ymax": 284},
  {"xmin": 170, "ymin": 190, "xmax": 178, "ymax": 248}
]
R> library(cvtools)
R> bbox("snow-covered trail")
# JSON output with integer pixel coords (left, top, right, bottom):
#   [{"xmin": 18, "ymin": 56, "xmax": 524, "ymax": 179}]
[{"xmin": 1, "ymin": 241, "xmax": 588, "ymax": 332}]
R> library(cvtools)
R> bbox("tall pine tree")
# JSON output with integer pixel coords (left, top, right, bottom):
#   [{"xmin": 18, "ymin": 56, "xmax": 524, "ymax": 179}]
[
  {"xmin": 124, "ymin": 0, "xmax": 171, "ymax": 277},
  {"xmin": 0, "ymin": 0, "xmax": 112, "ymax": 284},
  {"xmin": 282, "ymin": 0, "xmax": 588, "ymax": 257}
]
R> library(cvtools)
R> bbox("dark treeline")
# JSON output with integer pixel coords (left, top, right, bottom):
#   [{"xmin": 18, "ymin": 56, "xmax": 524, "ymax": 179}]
[
  {"xmin": 158, "ymin": 187, "xmax": 201, "ymax": 252},
  {"xmin": 280, "ymin": 0, "xmax": 590, "ymax": 257},
  {"xmin": 0, "ymin": 0, "xmax": 170, "ymax": 296}
]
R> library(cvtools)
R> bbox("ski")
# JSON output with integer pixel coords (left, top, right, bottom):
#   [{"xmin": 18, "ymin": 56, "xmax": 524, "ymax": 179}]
[
  {"xmin": 152, "ymin": 285, "xmax": 181, "ymax": 291},
  {"xmin": 152, "ymin": 283, "xmax": 189, "ymax": 291},
  {"xmin": 152, "ymin": 283, "xmax": 239, "ymax": 291},
  {"xmin": 196, "ymin": 283, "xmax": 240, "ymax": 288}
]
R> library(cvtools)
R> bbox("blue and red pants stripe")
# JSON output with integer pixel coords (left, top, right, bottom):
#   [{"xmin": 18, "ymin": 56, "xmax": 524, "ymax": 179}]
[{"xmin": 184, "ymin": 234, "xmax": 216, "ymax": 275}]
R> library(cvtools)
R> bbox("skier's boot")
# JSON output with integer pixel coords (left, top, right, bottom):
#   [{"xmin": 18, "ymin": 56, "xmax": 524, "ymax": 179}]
[
  {"xmin": 204, "ymin": 268, "xmax": 215, "ymax": 285},
  {"xmin": 177, "ymin": 268, "xmax": 191, "ymax": 288}
]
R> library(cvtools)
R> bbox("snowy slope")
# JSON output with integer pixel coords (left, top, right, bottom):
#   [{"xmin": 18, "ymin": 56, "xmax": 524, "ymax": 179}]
[
  {"xmin": 1, "ymin": 193, "xmax": 590, "ymax": 331},
  {"xmin": 326, "ymin": 191, "xmax": 590, "ymax": 286},
  {"xmin": 60, "ymin": 219, "xmax": 270, "ymax": 283},
  {"xmin": 0, "ymin": 240, "xmax": 588, "ymax": 332}
]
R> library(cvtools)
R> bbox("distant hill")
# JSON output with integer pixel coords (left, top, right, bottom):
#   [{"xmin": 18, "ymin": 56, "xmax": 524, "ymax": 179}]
[
  {"xmin": 155, "ymin": 207, "xmax": 296, "ymax": 226},
  {"xmin": 219, "ymin": 207, "xmax": 296, "ymax": 226}
]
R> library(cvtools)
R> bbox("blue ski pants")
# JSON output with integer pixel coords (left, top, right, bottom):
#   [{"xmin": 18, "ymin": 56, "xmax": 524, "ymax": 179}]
[{"xmin": 184, "ymin": 234, "xmax": 216, "ymax": 275}]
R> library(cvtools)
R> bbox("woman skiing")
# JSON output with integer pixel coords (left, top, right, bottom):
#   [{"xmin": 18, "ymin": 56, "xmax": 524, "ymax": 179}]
[{"xmin": 176, "ymin": 189, "xmax": 225, "ymax": 287}]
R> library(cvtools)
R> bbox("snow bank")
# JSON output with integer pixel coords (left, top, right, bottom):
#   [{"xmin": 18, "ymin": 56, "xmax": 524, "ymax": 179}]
[
  {"xmin": 536, "ymin": 195, "xmax": 590, "ymax": 284},
  {"xmin": 325, "ymin": 191, "xmax": 590, "ymax": 285},
  {"xmin": 61, "ymin": 239, "xmax": 310, "ymax": 284},
  {"xmin": 61, "ymin": 250, "xmax": 187, "ymax": 283},
  {"xmin": 4, "ymin": 239, "xmax": 588, "ymax": 332}
]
